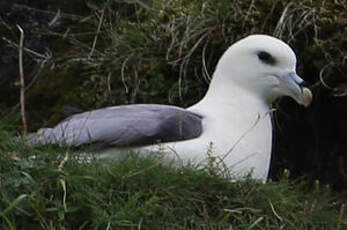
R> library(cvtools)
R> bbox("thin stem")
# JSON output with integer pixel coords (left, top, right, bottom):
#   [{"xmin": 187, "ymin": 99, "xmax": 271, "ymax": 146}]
[{"xmin": 17, "ymin": 25, "xmax": 27, "ymax": 135}]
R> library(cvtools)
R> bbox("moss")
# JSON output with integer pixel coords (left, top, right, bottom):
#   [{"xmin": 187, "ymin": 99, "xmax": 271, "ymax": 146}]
[
  {"xmin": 0, "ymin": 133, "xmax": 344, "ymax": 229},
  {"xmin": 1, "ymin": 0, "xmax": 346, "ymax": 188},
  {"xmin": 26, "ymin": 63, "xmax": 101, "ymax": 129}
]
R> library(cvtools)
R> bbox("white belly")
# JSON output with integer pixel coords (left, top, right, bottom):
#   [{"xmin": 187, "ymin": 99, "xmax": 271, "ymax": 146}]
[
  {"xmin": 98, "ymin": 111, "xmax": 273, "ymax": 182},
  {"xmin": 163, "ymin": 112, "xmax": 272, "ymax": 180}
]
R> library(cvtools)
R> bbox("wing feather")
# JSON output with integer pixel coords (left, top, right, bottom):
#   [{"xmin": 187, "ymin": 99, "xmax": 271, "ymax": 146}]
[{"xmin": 26, "ymin": 104, "xmax": 203, "ymax": 148}]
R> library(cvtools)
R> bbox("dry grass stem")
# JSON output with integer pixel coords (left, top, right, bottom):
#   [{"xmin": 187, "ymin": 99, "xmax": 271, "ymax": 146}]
[
  {"xmin": 88, "ymin": 7, "xmax": 105, "ymax": 58},
  {"xmin": 17, "ymin": 24, "xmax": 27, "ymax": 135}
]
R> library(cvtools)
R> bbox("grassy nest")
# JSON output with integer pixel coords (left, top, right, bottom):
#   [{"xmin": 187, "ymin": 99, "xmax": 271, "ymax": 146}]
[
  {"xmin": 0, "ymin": 0, "xmax": 346, "ymax": 197},
  {"xmin": 0, "ymin": 128, "xmax": 345, "ymax": 229}
]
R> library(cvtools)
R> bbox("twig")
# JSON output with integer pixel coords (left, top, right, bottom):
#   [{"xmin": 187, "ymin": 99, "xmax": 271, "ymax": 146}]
[
  {"xmin": 220, "ymin": 109, "xmax": 276, "ymax": 165},
  {"xmin": 13, "ymin": 3, "xmax": 84, "ymax": 21},
  {"xmin": 269, "ymin": 200, "xmax": 283, "ymax": 222},
  {"xmin": 88, "ymin": 7, "xmax": 105, "ymax": 58},
  {"xmin": 337, "ymin": 203, "xmax": 345, "ymax": 230},
  {"xmin": 121, "ymin": 54, "xmax": 133, "ymax": 93},
  {"xmin": 201, "ymin": 41, "xmax": 211, "ymax": 83},
  {"xmin": 106, "ymin": 222, "xmax": 111, "ymax": 230},
  {"xmin": 220, "ymin": 114, "xmax": 261, "ymax": 162},
  {"xmin": 58, "ymin": 152, "xmax": 69, "ymax": 212},
  {"xmin": 17, "ymin": 25, "xmax": 27, "ymax": 135},
  {"xmin": 273, "ymin": 2, "xmax": 295, "ymax": 38},
  {"xmin": 48, "ymin": 9, "xmax": 61, "ymax": 28},
  {"xmin": 2, "ymin": 36, "xmax": 49, "ymax": 59}
]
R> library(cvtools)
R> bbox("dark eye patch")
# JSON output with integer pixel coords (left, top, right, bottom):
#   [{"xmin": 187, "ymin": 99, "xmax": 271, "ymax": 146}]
[{"xmin": 257, "ymin": 51, "xmax": 276, "ymax": 65}]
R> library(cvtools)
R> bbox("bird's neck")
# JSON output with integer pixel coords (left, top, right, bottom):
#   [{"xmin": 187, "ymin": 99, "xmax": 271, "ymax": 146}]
[{"xmin": 189, "ymin": 76, "xmax": 271, "ymax": 118}]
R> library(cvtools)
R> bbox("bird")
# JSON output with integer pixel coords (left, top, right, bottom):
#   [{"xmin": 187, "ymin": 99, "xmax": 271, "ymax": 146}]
[{"xmin": 26, "ymin": 34, "xmax": 312, "ymax": 181}]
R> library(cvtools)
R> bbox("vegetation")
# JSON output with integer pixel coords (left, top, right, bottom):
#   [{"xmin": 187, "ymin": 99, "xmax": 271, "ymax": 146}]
[
  {"xmin": 2, "ymin": 0, "xmax": 345, "ymax": 125},
  {"xmin": 0, "ymin": 0, "xmax": 346, "ymax": 228},
  {"xmin": 0, "ymin": 127, "xmax": 345, "ymax": 229}
]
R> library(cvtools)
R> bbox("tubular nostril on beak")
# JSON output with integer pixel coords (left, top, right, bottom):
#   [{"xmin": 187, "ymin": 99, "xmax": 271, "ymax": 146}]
[
  {"xmin": 289, "ymin": 72, "xmax": 304, "ymax": 85},
  {"xmin": 278, "ymin": 72, "xmax": 312, "ymax": 107}
]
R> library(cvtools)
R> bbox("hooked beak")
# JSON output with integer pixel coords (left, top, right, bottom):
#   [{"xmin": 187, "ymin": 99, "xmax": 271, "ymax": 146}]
[{"xmin": 278, "ymin": 72, "xmax": 312, "ymax": 107}]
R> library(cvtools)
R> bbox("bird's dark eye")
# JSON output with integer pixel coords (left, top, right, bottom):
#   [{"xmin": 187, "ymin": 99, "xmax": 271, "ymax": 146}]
[{"xmin": 257, "ymin": 51, "xmax": 276, "ymax": 65}]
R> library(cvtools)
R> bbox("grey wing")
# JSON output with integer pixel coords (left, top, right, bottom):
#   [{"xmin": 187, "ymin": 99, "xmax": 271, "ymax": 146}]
[{"xmin": 26, "ymin": 104, "xmax": 203, "ymax": 148}]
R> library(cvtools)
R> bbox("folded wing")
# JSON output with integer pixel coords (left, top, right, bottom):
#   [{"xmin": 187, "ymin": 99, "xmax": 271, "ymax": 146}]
[{"xmin": 26, "ymin": 104, "xmax": 203, "ymax": 148}]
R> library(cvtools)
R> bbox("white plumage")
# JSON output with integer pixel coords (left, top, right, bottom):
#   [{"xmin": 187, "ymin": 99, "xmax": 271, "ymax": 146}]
[{"xmin": 28, "ymin": 34, "xmax": 312, "ymax": 181}]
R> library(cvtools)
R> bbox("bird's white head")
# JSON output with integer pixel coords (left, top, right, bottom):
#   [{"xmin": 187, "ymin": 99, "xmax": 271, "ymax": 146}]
[{"xmin": 211, "ymin": 34, "xmax": 312, "ymax": 107}]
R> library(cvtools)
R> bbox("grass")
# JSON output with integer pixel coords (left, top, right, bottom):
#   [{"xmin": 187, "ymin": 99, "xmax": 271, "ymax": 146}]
[
  {"xmin": 1, "ymin": 0, "xmax": 346, "ymax": 228},
  {"xmin": 10, "ymin": 0, "xmax": 344, "ymax": 130},
  {"xmin": 0, "ymin": 126, "xmax": 345, "ymax": 229}
]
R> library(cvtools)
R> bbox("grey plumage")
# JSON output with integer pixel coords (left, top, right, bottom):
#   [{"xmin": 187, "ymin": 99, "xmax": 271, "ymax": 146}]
[{"xmin": 26, "ymin": 104, "xmax": 203, "ymax": 148}]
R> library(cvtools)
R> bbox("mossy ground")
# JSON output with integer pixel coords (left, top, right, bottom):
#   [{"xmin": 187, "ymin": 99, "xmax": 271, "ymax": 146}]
[
  {"xmin": 0, "ymin": 1, "xmax": 346, "ymax": 228},
  {"xmin": 0, "ymin": 125, "xmax": 346, "ymax": 229}
]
